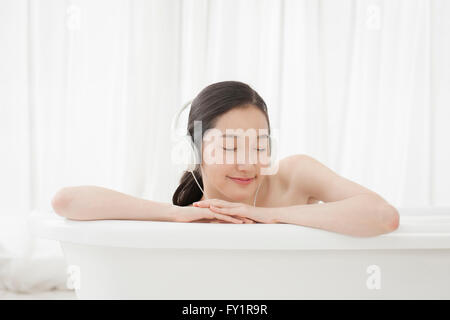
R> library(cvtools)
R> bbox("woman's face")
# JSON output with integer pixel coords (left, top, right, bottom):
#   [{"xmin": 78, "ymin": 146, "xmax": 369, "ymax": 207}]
[{"xmin": 200, "ymin": 105, "xmax": 271, "ymax": 203}]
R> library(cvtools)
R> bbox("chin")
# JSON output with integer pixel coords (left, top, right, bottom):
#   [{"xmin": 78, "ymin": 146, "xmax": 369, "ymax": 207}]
[{"xmin": 226, "ymin": 189, "xmax": 254, "ymax": 200}]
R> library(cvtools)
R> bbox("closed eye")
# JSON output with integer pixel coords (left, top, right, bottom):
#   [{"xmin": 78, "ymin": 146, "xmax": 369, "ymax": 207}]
[{"xmin": 222, "ymin": 147, "xmax": 266, "ymax": 151}]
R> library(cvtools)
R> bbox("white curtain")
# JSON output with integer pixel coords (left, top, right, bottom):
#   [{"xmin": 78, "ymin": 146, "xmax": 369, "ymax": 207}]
[{"xmin": 1, "ymin": 0, "xmax": 449, "ymax": 292}]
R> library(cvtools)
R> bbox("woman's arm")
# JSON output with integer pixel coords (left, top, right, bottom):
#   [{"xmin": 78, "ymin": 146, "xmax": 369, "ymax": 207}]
[
  {"xmin": 51, "ymin": 185, "xmax": 177, "ymax": 221},
  {"xmin": 277, "ymin": 154, "xmax": 399, "ymax": 237},
  {"xmin": 193, "ymin": 195, "xmax": 399, "ymax": 236},
  {"xmin": 51, "ymin": 185, "xmax": 247, "ymax": 223},
  {"xmin": 270, "ymin": 193, "xmax": 399, "ymax": 237}
]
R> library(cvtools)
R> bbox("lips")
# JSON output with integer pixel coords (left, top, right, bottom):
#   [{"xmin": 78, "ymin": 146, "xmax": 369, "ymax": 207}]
[
  {"xmin": 228, "ymin": 177, "xmax": 255, "ymax": 181},
  {"xmin": 227, "ymin": 176, "xmax": 255, "ymax": 185}
]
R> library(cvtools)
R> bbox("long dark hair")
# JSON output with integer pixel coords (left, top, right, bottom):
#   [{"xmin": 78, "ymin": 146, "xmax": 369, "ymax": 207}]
[{"xmin": 171, "ymin": 80, "xmax": 271, "ymax": 206}]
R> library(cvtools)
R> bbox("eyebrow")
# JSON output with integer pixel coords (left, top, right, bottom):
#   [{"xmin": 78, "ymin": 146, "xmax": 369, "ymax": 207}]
[{"xmin": 222, "ymin": 134, "xmax": 269, "ymax": 138}]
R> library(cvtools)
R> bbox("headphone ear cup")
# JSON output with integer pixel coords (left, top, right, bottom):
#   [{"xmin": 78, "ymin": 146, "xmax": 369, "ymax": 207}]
[{"xmin": 173, "ymin": 135, "xmax": 194, "ymax": 172}]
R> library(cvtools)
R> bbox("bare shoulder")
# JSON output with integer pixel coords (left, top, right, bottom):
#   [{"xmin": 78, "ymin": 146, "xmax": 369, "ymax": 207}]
[
  {"xmin": 277, "ymin": 153, "xmax": 384, "ymax": 204},
  {"xmin": 271, "ymin": 154, "xmax": 320, "ymax": 204},
  {"xmin": 276, "ymin": 153, "xmax": 311, "ymax": 191}
]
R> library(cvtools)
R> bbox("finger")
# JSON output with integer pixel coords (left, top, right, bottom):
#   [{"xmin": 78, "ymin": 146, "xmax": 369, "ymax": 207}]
[
  {"xmin": 240, "ymin": 217, "xmax": 255, "ymax": 224},
  {"xmin": 193, "ymin": 218, "xmax": 210, "ymax": 223},
  {"xmin": 209, "ymin": 205, "xmax": 243, "ymax": 218},
  {"xmin": 194, "ymin": 219, "xmax": 225, "ymax": 224},
  {"xmin": 209, "ymin": 211, "xmax": 244, "ymax": 223},
  {"xmin": 194, "ymin": 199, "xmax": 239, "ymax": 208},
  {"xmin": 193, "ymin": 198, "xmax": 216, "ymax": 204},
  {"xmin": 230, "ymin": 216, "xmax": 251, "ymax": 223},
  {"xmin": 209, "ymin": 204, "xmax": 229, "ymax": 212},
  {"xmin": 192, "ymin": 201, "xmax": 208, "ymax": 208},
  {"xmin": 209, "ymin": 206, "xmax": 254, "ymax": 224},
  {"xmin": 209, "ymin": 211, "xmax": 243, "ymax": 224},
  {"xmin": 193, "ymin": 199, "xmax": 222, "ymax": 207}
]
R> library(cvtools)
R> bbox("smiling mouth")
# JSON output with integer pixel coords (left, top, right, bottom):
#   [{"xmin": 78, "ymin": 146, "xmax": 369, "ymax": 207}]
[
  {"xmin": 227, "ymin": 176, "xmax": 255, "ymax": 181},
  {"xmin": 227, "ymin": 176, "xmax": 255, "ymax": 184}
]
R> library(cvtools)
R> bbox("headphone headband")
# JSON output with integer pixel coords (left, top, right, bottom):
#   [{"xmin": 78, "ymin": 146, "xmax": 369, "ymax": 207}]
[
  {"xmin": 171, "ymin": 99, "xmax": 206, "ymax": 199},
  {"xmin": 171, "ymin": 99, "xmax": 193, "ymax": 136}
]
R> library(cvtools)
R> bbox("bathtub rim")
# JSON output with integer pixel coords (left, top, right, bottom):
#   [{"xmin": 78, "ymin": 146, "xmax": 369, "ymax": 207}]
[{"xmin": 27, "ymin": 207, "xmax": 450, "ymax": 251}]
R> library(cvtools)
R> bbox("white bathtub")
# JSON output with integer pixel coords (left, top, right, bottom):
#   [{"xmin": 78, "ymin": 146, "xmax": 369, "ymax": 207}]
[{"xmin": 27, "ymin": 207, "xmax": 450, "ymax": 299}]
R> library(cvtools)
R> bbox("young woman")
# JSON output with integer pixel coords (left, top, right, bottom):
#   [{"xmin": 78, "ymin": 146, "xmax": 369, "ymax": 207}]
[{"xmin": 52, "ymin": 81, "xmax": 399, "ymax": 237}]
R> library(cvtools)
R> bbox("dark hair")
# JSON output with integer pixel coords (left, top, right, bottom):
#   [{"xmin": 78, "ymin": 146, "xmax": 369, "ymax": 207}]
[{"xmin": 171, "ymin": 80, "xmax": 271, "ymax": 206}]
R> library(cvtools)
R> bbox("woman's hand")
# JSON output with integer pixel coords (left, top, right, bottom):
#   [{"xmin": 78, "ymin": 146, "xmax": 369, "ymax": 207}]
[
  {"xmin": 172, "ymin": 205, "xmax": 251, "ymax": 224},
  {"xmin": 193, "ymin": 199, "xmax": 277, "ymax": 224}
]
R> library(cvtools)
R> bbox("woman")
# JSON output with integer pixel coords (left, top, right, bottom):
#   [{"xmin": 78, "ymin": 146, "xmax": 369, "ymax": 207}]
[{"xmin": 52, "ymin": 81, "xmax": 399, "ymax": 237}]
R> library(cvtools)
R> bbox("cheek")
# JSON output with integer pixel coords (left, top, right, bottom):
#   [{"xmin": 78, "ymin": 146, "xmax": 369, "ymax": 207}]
[{"xmin": 204, "ymin": 165, "xmax": 229, "ymax": 184}]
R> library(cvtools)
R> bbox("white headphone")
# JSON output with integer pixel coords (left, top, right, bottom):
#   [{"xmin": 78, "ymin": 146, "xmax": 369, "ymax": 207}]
[{"xmin": 171, "ymin": 99, "xmax": 207, "ymax": 197}]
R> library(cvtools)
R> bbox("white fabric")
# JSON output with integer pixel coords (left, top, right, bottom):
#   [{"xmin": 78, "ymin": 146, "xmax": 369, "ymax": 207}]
[
  {"xmin": 0, "ymin": 216, "xmax": 68, "ymax": 292},
  {"xmin": 0, "ymin": 0, "xmax": 449, "ymax": 292}
]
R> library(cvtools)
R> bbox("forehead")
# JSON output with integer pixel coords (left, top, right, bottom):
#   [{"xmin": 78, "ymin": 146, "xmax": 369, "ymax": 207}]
[{"xmin": 214, "ymin": 105, "xmax": 268, "ymax": 133}]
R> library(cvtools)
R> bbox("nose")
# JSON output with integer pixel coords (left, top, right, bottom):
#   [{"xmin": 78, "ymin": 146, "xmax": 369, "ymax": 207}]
[
  {"xmin": 235, "ymin": 140, "xmax": 259, "ymax": 168},
  {"xmin": 237, "ymin": 162, "xmax": 254, "ymax": 172}
]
